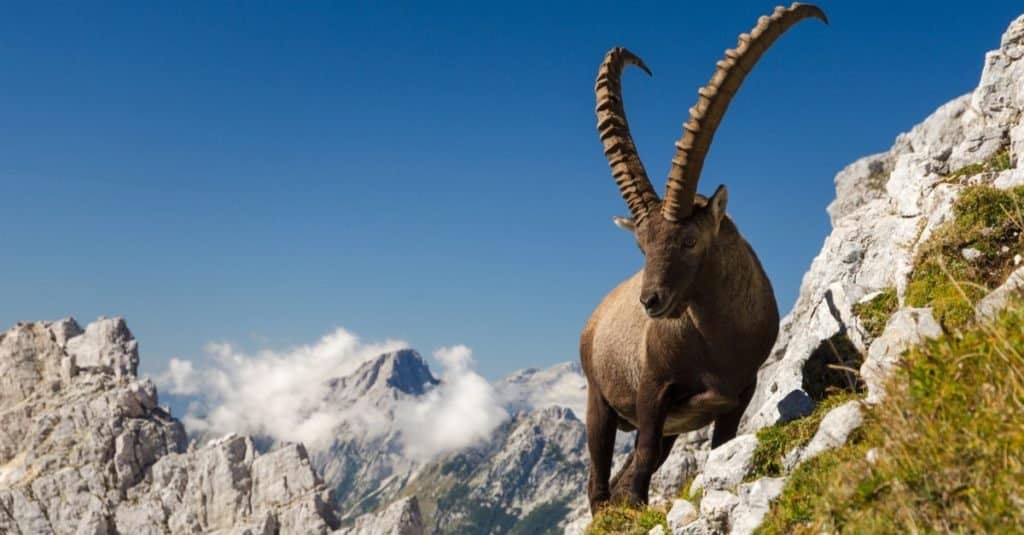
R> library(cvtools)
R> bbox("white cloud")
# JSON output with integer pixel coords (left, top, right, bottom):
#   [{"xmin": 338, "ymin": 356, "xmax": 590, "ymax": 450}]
[
  {"xmin": 495, "ymin": 363, "xmax": 587, "ymax": 418},
  {"xmin": 395, "ymin": 345, "xmax": 508, "ymax": 461},
  {"xmin": 156, "ymin": 357, "xmax": 200, "ymax": 395},
  {"xmin": 153, "ymin": 327, "xmax": 409, "ymax": 450},
  {"xmin": 521, "ymin": 372, "xmax": 587, "ymax": 417},
  {"xmin": 153, "ymin": 329, "xmax": 510, "ymax": 460}
]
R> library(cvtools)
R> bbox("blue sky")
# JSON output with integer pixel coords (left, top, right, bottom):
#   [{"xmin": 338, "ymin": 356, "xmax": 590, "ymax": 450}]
[{"xmin": 1, "ymin": 1, "xmax": 1019, "ymax": 380}]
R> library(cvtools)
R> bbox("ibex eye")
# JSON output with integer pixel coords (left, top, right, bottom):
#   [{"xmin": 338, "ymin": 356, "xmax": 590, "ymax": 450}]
[{"xmin": 683, "ymin": 237, "xmax": 697, "ymax": 248}]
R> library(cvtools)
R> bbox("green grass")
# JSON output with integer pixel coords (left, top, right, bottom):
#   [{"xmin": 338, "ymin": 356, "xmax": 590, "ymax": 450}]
[
  {"xmin": 677, "ymin": 476, "xmax": 702, "ymax": 506},
  {"xmin": 906, "ymin": 185, "xmax": 1024, "ymax": 331},
  {"xmin": 586, "ymin": 504, "xmax": 668, "ymax": 535},
  {"xmin": 757, "ymin": 303, "xmax": 1024, "ymax": 534},
  {"xmin": 946, "ymin": 148, "xmax": 1014, "ymax": 181},
  {"xmin": 866, "ymin": 170, "xmax": 889, "ymax": 192},
  {"xmin": 748, "ymin": 392, "xmax": 861, "ymax": 480},
  {"xmin": 852, "ymin": 288, "xmax": 898, "ymax": 338}
]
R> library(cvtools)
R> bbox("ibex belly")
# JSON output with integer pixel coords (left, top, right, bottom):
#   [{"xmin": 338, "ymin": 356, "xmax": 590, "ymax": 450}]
[
  {"xmin": 662, "ymin": 393, "xmax": 735, "ymax": 435},
  {"xmin": 588, "ymin": 274, "xmax": 650, "ymax": 423}
]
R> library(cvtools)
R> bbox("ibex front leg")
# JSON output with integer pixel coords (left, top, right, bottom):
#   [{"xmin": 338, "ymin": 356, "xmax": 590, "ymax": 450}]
[
  {"xmin": 586, "ymin": 380, "xmax": 618, "ymax": 513},
  {"xmin": 627, "ymin": 377, "xmax": 670, "ymax": 506}
]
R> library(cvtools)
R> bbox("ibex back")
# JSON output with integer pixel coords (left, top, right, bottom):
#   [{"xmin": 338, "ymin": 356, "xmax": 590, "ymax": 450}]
[{"xmin": 579, "ymin": 3, "xmax": 827, "ymax": 512}]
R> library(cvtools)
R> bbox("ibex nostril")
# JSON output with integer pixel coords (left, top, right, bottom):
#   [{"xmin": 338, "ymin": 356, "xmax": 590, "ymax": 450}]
[{"xmin": 640, "ymin": 291, "xmax": 662, "ymax": 312}]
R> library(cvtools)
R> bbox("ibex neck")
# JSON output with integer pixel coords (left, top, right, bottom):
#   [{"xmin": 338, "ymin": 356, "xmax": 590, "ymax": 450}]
[{"xmin": 687, "ymin": 222, "xmax": 767, "ymax": 333}]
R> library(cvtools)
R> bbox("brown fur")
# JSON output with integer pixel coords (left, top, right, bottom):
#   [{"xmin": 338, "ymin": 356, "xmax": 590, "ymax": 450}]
[
  {"xmin": 583, "ymin": 4, "xmax": 824, "ymax": 513},
  {"xmin": 581, "ymin": 193, "xmax": 778, "ymax": 511},
  {"xmin": 581, "ymin": 4, "xmax": 827, "ymax": 510}
]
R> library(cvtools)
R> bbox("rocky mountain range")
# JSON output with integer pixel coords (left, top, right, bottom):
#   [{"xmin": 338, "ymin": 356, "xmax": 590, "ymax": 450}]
[
  {"xmin": 307, "ymin": 351, "xmax": 594, "ymax": 533},
  {"xmin": 3, "ymin": 12, "xmax": 1022, "ymax": 535},
  {"xmin": 0, "ymin": 316, "xmax": 597, "ymax": 534}
]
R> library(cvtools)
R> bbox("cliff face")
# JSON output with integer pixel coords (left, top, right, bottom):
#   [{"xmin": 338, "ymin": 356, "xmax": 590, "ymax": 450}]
[
  {"xmin": 568, "ymin": 12, "xmax": 1024, "ymax": 535},
  {"xmin": 0, "ymin": 317, "xmax": 350, "ymax": 534},
  {"xmin": 744, "ymin": 12, "xmax": 1024, "ymax": 432}
]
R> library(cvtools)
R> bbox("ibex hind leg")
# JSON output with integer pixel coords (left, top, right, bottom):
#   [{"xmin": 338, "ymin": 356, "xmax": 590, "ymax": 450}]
[
  {"xmin": 609, "ymin": 434, "xmax": 678, "ymax": 503},
  {"xmin": 710, "ymin": 383, "xmax": 755, "ymax": 448},
  {"xmin": 586, "ymin": 382, "xmax": 619, "ymax": 513}
]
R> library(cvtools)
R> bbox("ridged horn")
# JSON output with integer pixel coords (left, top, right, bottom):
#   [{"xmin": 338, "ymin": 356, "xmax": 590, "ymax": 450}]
[
  {"xmin": 596, "ymin": 47, "xmax": 660, "ymax": 224},
  {"xmin": 661, "ymin": 3, "xmax": 828, "ymax": 221}
]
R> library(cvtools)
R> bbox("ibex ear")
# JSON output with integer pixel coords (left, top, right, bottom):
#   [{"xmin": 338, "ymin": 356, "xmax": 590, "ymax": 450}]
[
  {"xmin": 612, "ymin": 216, "xmax": 637, "ymax": 234},
  {"xmin": 708, "ymin": 185, "xmax": 728, "ymax": 228}
]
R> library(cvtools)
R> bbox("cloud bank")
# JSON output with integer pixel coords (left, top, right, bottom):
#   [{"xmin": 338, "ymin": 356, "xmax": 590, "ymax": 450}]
[
  {"xmin": 156, "ymin": 328, "xmax": 409, "ymax": 449},
  {"xmin": 154, "ymin": 328, "xmax": 507, "ymax": 459},
  {"xmin": 395, "ymin": 345, "xmax": 507, "ymax": 460}
]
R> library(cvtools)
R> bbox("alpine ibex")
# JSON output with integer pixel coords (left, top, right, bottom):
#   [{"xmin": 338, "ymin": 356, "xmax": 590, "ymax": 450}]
[{"xmin": 580, "ymin": 3, "xmax": 827, "ymax": 511}]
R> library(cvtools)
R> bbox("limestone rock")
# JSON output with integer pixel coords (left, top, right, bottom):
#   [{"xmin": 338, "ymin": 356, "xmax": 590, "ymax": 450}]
[
  {"xmin": 666, "ymin": 499, "xmax": 698, "ymax": 532},
  {"xmin": 698, "ymin": 489, "xmax": 740, "ymax": 532},
  {"xmin": 691, "ymin": 435, "xmax": 758, "ymax": 493},
  {"xmin": 861, "ymin": 308, "xmax": 942, "ymax": 403},
  {"xmin": 976, "ymin": 265, "xmax": 1024, "ymax": 320},
  {"xmin": 826, "ymin": 152, "xmax": 892, "ymax": 223},
  {"xmin": 729, "ymin": 477, "xmax": 785, "ymax": 535},
  {"xmin": 786, "ymin": 401, "xmax": 864, "ymax": 471},
  {"xmin": 0, "ymin": 318, "xmax": 342, "ymax": 535},
  {"xmin": 65, "ymin": 317, "xmax": 139, "ymax": 378},
  {"xmin": 337, "ymin": 497, "xmax": 424, "ymax": 535}
]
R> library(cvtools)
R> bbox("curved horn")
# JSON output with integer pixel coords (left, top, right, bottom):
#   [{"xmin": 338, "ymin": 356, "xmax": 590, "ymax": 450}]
[
  {"xmin": 661, "ymin": 3, "xmax": 828, "ymax": 221},
  {"xmin": 596, "ymin": 47, "xmax": 660, "ymax": 224}
]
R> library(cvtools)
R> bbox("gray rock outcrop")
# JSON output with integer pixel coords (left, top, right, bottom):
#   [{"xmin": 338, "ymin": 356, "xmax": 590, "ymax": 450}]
[
  {"xmin": 0, "ymin": 317, "xmax": 366, "ymax": 535},
  {"xmin": 338, "ymin": 497, "xmax": 424, "ymax": 535}
]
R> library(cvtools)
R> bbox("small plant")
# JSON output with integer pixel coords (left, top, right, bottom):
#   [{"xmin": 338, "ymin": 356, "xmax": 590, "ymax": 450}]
[
  {"xmin": 906, "ymin": 185, "xmax": 1024, "ymax": 331},
  {"xmin": 852, "ymin": 288, "xmax": 898, "ymax": 338},
  {"xmin": 587, "ymin": 504, "xmax": 668, "ymax": 535},
  {"xmin": 865, "ymin": 170, "xmax": 889, "ymax": 192},
  {"xmin": 748, "ymin": 392, "xmax": 860, "ymax": 480},
  {"xmin": 757, "ymin": 303, "xmax": 1024, "ymax": 533},
  {"xmin": 677, "ymin": 477, "xmax": 702, "ymax": 506},
  {"xmin": 946, "ymin": 148, "xmax": 1015, "ymax": 181}
]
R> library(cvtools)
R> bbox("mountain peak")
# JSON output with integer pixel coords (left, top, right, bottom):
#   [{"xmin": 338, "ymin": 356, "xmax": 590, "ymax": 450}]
[
  {"xmin": 379, "ymin": 349, "xmax": 439, "ymax": 395},
  {"xmin": 330, "ymin": 349, "xmax": 439, "ymax": 399}
]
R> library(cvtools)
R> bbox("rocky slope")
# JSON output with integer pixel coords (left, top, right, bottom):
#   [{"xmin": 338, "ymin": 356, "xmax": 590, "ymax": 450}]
[
  {"xmin": 397, "ymin": 406, "xmax": 585, "ymax": 534},
  {"xmin": 567, "ymin": 12, "xmax": 1024, "ymax": 535},
  {"xmin": 259, "ymin": 347, "xmax": 593, "ymax": 532},
  {"xmin": 0, "ymin": 317, "xmax": 424, "ymax": 534},
  {"xmin": 495, "ymin": 362, "xmax": 587, "ymax": 417},
  {"xmin": 308, "ymin": 355, "xmax": 599, "ymax": 533}
]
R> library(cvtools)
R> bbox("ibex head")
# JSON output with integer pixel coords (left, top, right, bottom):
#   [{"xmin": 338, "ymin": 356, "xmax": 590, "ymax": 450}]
[{"xmin": 596, "ymin": 3, "xmax": 826, "ymax": 318}]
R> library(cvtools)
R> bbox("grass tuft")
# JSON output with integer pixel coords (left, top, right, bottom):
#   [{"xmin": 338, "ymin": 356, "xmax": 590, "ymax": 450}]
[
  {"xmin": 748, "ymin": 392, "xmax": 860, "ymax": 480},
  {"xmin": 852, "ymin": 288, "xmax": 899, "ymax": 338},
  {"xmin": 946, "ymin": 148, "xmax": 1014, "ymax": 181},
  {"xmin": 906, "ymin": 185, "xmax": 1024, "ymax": 331},
  {"xmin": 757, "ymin": 302, "xmax": 1024, "ymax": 533},
  {"xmin": 586, "ymin": 503, "xmax": 668, "ymax": 535},
  {"xmin": 676, "ymin": 476, "xmax": 702, "ymax": 506}
]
